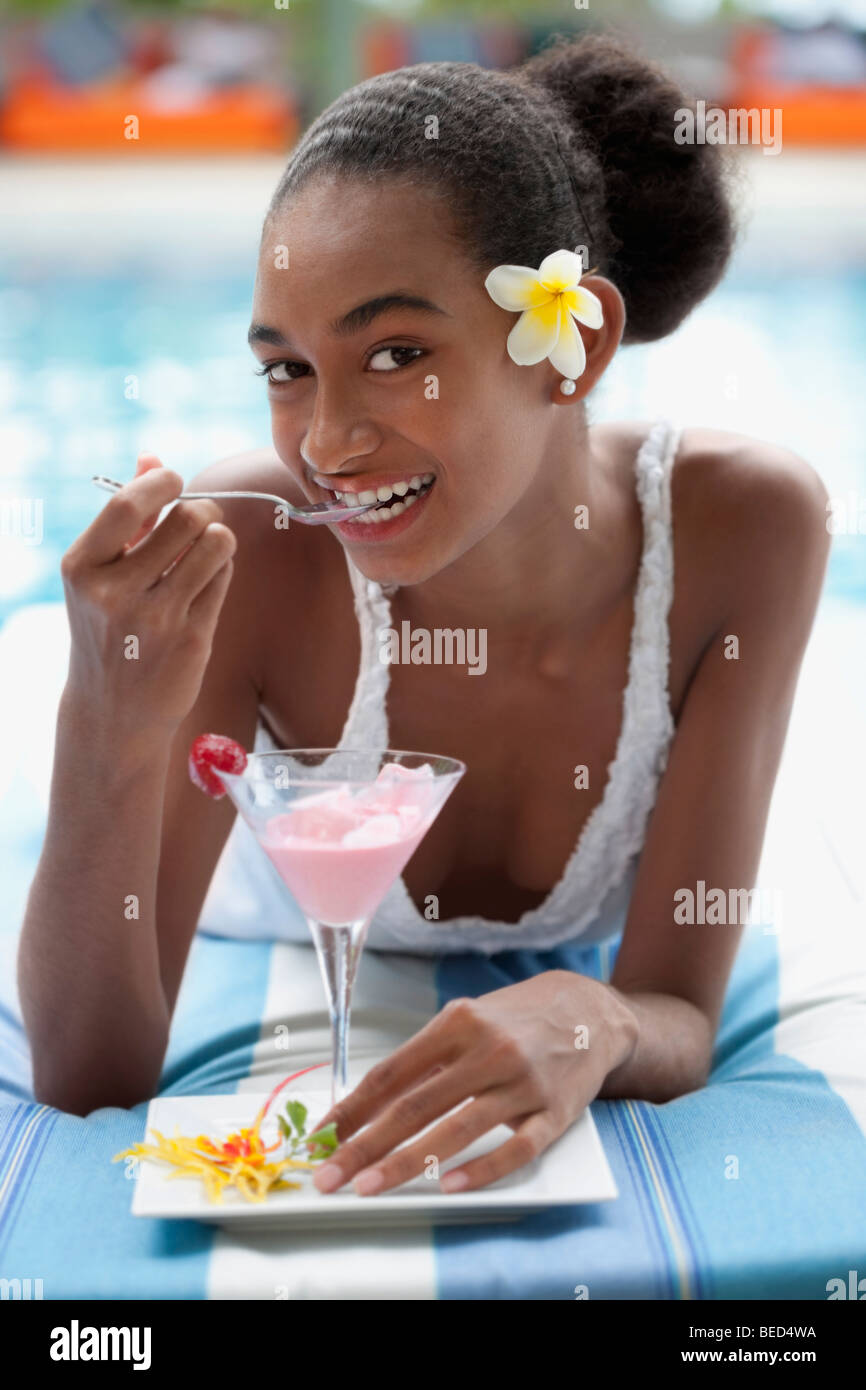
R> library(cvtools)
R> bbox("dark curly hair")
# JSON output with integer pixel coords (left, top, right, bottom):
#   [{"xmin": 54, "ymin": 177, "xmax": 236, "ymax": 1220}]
[{"xmin": 265, "ymin": 31, "xmax": 737, "ymax": 345}]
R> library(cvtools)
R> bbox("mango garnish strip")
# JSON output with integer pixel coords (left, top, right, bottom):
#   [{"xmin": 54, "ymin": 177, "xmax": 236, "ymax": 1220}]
[{"xmin": 113, "ymin": 1062, "xmax": 338, "ymax": 1205}]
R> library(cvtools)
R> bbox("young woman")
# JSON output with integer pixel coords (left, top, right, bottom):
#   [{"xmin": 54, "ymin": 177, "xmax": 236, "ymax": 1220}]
[{"xmin": 19, "ymin": 34, "xmax": 830, "ymax": 1199}]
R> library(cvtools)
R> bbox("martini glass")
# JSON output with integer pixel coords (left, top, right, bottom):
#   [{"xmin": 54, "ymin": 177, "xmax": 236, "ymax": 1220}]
[{"xmin": 218, "ymin": 748, "xmax": 465, "ymax": 1108}]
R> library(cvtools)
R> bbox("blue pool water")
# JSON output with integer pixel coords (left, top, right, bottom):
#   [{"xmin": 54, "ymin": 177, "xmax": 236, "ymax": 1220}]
[
  {"xmin": 1, "ymin": 262, "xmax": 865, "ymax": 628},
  {"xmin": 0, "ymin": 267, "xmax": 269, "ymax": 626}
]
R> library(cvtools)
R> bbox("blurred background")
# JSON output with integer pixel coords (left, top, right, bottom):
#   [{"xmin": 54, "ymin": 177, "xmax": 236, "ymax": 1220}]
[
  {"xmin": 1, "ymin": 1, "xmax": 865, "ymax": 918},
  {"xmin": 2, "ymin": 0, "xmax": 866, "ymax": 619},
  {"xmin": 2, "ymin": 0, "xmax": 866, "ymax": 616}
]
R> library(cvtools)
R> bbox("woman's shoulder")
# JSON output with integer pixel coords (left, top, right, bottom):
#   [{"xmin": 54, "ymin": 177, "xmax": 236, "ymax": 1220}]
[
  {"xmin": 185, "ymin": 446, "xmax": 332, "ymax": 579},
  {"xmin": 597, "ymin": 419, "xmax": 831, "ymax": 674},
  {"xmin": 186, "ymin": 445, "xmax": 309, "ymax": 528},
  {"xmin": 673, "ymin": 424, "xmax": 828, "ymax": 516},
  {"xmin": 596, "ymin": 418, "xmax": 827, "ymax": 509},
  {"xmin": 677, "ymin": 433, "xmax": 830, "ymax": 690},
  {"xmin": 602, "ymin": 418, "xmax": 829, "ymax": 569},
  {"xmin": 670, "ymin": 425, "xmax": 830, "ymax": 612}
]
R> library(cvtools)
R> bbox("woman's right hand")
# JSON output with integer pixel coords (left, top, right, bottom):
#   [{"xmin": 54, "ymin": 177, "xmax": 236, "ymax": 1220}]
[{"xmin": 60, "ymin": 455, "xmax": 237, "ymax": 743}]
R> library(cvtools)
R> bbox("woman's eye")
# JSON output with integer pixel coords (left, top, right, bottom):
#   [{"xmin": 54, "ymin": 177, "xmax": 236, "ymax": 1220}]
[
  {"xmin": 260, "ymin": 361, "xmax": 309, "ymax": 384},
  {"xmin": 256, "ymin": 346, "xmax": 423, "ymax": 384},
  {"xmin": 368, "ymin": 346, "xmax": 424, "ymax": 372}
]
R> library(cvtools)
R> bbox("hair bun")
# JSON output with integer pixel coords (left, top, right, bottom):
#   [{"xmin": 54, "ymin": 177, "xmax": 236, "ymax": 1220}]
[{"xmin": 518, "ymin": 32, "xmax": 737, "ymax": 343}]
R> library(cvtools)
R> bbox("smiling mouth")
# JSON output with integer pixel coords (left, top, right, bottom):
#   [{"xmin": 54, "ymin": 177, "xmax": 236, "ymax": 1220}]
[{"xmin": 329, "ymin": 473, "xmax": 435, "ymax": 525}]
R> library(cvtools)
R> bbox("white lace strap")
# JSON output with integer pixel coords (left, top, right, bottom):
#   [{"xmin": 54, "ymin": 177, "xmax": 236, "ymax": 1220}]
[
  {"xmin": 340, "ymin": 553, "xmax": 392, "ymax": 749},
  {"xmin": 626, "ymin": 418, "xmax": 678, "ymax": 773}
]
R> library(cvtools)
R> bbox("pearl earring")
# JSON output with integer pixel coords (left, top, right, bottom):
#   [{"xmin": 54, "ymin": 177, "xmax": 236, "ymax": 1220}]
[{"xmin": 559, "ymin": 378, "xmax": 577, "ymax": 396}]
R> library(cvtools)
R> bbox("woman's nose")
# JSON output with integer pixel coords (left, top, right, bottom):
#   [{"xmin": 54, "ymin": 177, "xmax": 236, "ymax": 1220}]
[{"xmin": 301, "ymin": 385, "xmax": 381, "ymax": 478}]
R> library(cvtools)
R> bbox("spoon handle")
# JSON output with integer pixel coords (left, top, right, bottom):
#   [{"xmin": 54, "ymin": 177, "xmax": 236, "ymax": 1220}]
[
  {"xmin": 92, "ymin": 477, "xmax": 290, "ymax": 508},
  {"xmin": 90, "ymin": 476, "xmax": 373, "ymax": 524}
]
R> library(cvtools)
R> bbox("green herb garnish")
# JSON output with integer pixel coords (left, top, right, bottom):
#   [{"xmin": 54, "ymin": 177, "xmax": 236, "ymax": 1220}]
[{"xmin": 277, "ymin": 1102, "xmax": 339, "ymax": 1163}]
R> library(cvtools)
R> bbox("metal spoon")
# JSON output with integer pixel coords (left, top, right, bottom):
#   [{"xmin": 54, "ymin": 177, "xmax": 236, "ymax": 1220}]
[{"xmin": 91, "ymin": 476, "xmax": 377, "ymax": 526}]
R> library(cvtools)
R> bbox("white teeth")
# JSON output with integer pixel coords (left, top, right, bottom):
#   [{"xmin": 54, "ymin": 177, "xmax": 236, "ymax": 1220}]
[
  {"xmin": 344, "ymin": 474, "xmax": 434, "ymax": 526},
  {"xmin": 332, "ymin": 475, "xmax": 434, "ymax": 507}
]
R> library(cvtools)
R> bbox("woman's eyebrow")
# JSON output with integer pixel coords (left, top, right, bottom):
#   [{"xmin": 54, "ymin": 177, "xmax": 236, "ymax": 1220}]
[
  {"xmin": 247, "ymin": 323, "xmax": 291, "ymax": 348},
  {"xmin": 247, "ymin": 291, "xmax": 450, "ymax": 349},
  {"xmin": 329, "ymin": 292, "xmax": 450, "ymax": 336}
]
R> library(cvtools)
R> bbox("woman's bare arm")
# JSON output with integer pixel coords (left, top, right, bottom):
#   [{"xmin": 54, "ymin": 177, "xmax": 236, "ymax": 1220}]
[
  {"xmin": 599, "ymin": 439, "xmax": 831, "ymax": 1101},
  {"xmin": 17, "ymin": 462, "xmax": 261, "ymax": 1114}
]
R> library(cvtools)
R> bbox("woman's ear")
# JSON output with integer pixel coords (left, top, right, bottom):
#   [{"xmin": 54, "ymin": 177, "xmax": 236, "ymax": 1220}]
[{"xmin": 549, "ymin": 275, "xmax": 625, "ymax": 404}]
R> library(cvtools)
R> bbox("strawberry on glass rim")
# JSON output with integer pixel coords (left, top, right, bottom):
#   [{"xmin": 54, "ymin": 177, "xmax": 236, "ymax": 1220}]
[{"xmin": 188, "ymin": 733, "xmax": 248, "ymax": 799}]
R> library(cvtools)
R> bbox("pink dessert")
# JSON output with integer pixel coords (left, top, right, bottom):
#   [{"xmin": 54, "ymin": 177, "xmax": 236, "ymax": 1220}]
[{"xmin": 260, "ymin": 763, "xmax": 440, "ymax": 925}]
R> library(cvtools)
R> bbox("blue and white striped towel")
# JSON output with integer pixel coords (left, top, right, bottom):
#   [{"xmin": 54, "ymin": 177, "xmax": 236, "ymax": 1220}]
[{"xmin": 2, "ymin": 602, "xmax": 865, "ymax": 1299}]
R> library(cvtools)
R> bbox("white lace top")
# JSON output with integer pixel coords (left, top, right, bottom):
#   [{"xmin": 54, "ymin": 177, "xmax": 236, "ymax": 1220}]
[{"xmin": 197, "ymin": 418, "xmax": 679, "ymax": 956}]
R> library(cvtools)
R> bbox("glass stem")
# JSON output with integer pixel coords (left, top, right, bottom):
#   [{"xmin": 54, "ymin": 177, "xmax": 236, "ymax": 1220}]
[{"xmin": 306, "ymin": 917, "xmax": 369, "ymax": 1108}]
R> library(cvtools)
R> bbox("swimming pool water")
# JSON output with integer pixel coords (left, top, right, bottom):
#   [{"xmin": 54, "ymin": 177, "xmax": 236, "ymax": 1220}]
[
  {"xmin": 0, "ymin": 266, "xmax": 268, "ymax": 625},
  {"xmin": 1, "ymin": 262, "xmax": 864, "ymax": 627}
]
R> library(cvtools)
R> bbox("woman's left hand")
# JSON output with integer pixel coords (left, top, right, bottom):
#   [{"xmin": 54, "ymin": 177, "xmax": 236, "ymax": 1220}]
[{"xmin": 311, "ymin": 970, "xmax": 638, "ymax": 1196}]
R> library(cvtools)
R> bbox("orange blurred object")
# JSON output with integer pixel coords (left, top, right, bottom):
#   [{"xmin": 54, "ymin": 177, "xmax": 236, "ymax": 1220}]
[
  {"xmin": 728, "ymin": 26, "xmax": 866, "ymax": 146},
  {"xmin": 727, "ymin": 85, "xmax": 866, "ymax": 145},
  {"xmin": 361, "ymin": 21, "xmax": 410, "ymax": 79},
  {"xmin": 0, "ymin": 74, "xmax": 298, "ymax": 153}
]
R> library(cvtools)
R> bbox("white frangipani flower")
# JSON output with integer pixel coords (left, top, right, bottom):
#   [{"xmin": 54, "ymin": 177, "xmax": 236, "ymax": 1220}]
[{"xmin": 484, "ymin": 248, "xmax": 603, "ymax": 380}]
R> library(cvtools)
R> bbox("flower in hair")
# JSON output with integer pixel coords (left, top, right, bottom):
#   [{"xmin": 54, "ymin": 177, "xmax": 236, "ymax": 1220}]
[{"xmin": 484, "ymin": 249, "xmax": 603, "ymax": 381}]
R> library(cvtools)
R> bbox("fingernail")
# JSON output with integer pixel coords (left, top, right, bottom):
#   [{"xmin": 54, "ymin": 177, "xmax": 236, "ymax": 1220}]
[
  {"xmin": 440, "ymin": 1169, "xmax": 470, "ymax": 1192},
  {"xmin": 353, "ymin": 1168, "xmax": 385, "ymax": 1196},
  {"xmin": 314, "ymin": 1164, "xmax": 343, "ymax": 1193}
]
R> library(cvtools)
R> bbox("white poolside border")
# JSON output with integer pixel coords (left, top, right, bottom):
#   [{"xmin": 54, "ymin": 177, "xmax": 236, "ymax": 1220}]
[{"xmin": 1, "ymin": 149, "xmax": 865, "ymax": 268}]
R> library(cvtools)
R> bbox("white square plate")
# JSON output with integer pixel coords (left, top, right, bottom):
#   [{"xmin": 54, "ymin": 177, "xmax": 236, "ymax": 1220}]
[{"xmin": 131, "ymin": 1090, "xmax": 618, "ymax": 1229}]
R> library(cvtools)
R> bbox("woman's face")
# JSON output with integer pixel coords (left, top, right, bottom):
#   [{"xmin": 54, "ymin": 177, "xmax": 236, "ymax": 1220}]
[{"xmin": 250, "ymin": 174, "xmax": 605, "ymax": 588}]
